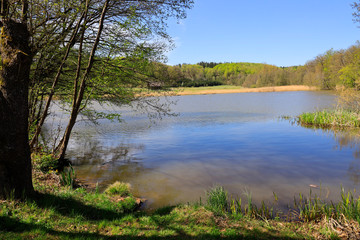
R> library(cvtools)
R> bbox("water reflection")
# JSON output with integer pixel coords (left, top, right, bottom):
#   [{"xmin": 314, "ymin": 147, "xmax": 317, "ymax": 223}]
[
  {"xmin": 333, "ymin": 131, "xmax": 360, "ymax": 185},
  {"xmin": 299, "ymin": 124, "xmax": 360, "ymax": 186},
  {"xmin": 44, "ymin": 91, "xmax": 360, "ymax": 208}
]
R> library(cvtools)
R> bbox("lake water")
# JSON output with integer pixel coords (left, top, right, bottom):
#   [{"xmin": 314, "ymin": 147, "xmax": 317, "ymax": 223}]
[{"xmin": 54, "ymin": 91, "xmax": 360, "ymax": 209}]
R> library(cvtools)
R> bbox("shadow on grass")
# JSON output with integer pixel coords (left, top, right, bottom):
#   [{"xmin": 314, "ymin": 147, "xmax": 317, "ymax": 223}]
[
  {"xmin": 0, "ymin": 192, "xmax": 306, "ymax": 240},
  {"xmin": 0, "ymin": 215, "xmax": 306, "ymax": 240},
  {"xmin": 31, "ymin": 191, "xmax": 133, "ymax": 221}
]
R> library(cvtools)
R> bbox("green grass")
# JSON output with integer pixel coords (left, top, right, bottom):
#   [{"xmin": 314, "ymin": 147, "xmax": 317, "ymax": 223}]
[
  {"xmin": 206, "ymin": 186, "xmax": 229, "ymax": 215},
  {"xmin": 298, "ymin": 109, "xmax": 360, "ymax": 128},
  {"xmin": 291, "ymin": 188, "xmax": 360, "ymax": 223},
  {"xmin": 205, "ymin": 185, "xmax": 360, "ymax": 224},
  {"xmin": 104, "ymin": 181, "xmax": 131, "ymax": 197}
]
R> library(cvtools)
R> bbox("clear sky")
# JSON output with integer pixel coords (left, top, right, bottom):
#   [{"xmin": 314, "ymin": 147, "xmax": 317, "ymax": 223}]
[{"xmin": 166, "ymin": 0, "xmax": 360, "ymax": 67}]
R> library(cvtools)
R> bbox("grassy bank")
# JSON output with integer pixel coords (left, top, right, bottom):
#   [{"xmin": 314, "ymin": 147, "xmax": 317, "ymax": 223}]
[
  {"xmin": 1, "ymin": 160, "xmax": 360, "ymax": 240},
  {"xmin": 298, "ymin": 109, "xmax": 360, "ymax": 129},
  {"xmin": 173, "ymin": 85, "xmax": 318, "ymax": 96}
]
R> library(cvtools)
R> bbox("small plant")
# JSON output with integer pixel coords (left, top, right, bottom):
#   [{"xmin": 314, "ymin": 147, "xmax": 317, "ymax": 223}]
[
  {"xmin": 206, "ymin": 185, "xmax": 229, "ymax": 214},
  {"xmin": 33, "ymin": 154, "xmax": 58, "ymax": 173},
  {"xmin": 104, "ymin": 181, "xmax": 131, "ymax": 197},
  {"xmin": 60, "ymin": 165, "xmax": 76, "ymax": 188}
]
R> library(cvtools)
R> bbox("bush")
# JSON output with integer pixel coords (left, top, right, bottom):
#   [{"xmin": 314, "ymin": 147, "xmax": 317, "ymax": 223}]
[
  {"xmin": 33, "ymin": 154, "xmax": 58, "ymax": 173},
  {"xmin": 104, "ymin": 181, "xmax": 131, "ymax": 197}
]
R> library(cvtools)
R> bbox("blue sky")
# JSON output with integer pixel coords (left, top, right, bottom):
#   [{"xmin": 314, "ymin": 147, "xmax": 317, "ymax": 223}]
[{"xmin": 166, "ymin": 0, "xmax": 360, "ymax": 67}]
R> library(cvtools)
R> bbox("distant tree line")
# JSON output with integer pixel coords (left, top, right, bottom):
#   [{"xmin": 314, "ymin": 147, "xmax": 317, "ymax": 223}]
[{"xmin": 148, "ymin": 42, "xmax": 360, "ymax": 90}]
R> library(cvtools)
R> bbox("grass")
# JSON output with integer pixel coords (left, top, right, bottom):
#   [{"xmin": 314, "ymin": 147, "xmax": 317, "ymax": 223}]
[
  {"xmin": 204, "ymin": 185, "xmax": 360, "ymax": 224},
  {"xmin": 206, "ymin": 186, "xmax": 229, "ymax": 214},
  {"xmin": 298, "ymin": 109, "xmax": 360, "ymax": 128},
  {"xmin": 104, "ymin": 181, "xmax": 131, "ymax": 197},
  {"xmin": 1, "ymin": 157, "xmax": 359, "ymax": 239}
]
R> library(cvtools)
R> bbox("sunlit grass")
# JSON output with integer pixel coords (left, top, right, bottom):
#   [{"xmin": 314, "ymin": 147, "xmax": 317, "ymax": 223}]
[
  {"xmin": 298, "ymin": 109, "xmax": 360, "ymax": 128},
  {"xmin": 104, "ymin": 181, "xmax": 131, "ymax": 197},
  {"xmin": 204, "ymin": 185, "xmax": 360, "ymax": 225}
]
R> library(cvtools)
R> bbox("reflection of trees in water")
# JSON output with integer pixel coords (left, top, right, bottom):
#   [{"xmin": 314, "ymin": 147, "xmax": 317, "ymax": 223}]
[
  {"xmin": 66, "ymin": 135, "xmax": 145, "ymax": 166},
  {"xmin": 332, "ymin": 130, "xmax": 360, "ymax": 185},
  {"xmin": 299, "ymin": 123, "xmax": 360, "ymax": 185},
  {"xmin": 65, "ymin": 135, "xmax": 152, "ymax": 190}
]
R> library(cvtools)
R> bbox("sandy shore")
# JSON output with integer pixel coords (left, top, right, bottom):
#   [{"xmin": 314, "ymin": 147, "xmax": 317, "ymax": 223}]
[{"xmin": 174, "ymin": 85, "xmax": 318, "ymax": 96}]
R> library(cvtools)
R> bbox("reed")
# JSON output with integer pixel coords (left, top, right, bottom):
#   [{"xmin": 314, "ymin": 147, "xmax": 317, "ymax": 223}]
[
  {"xmin": 205, "ymin": 186, "xmax": 280, "ymax": 220},
  {"xmin": 298, "ymin": 109, "xmax": 360, "ymax": 128},
  {"xmin": 205, "ymin": 185, "xmax": 229, "ymax": 215},
  {"xmin": 60, "ymin": 165, "xmax": 76, "ymax": 188},
  {"xmin": 292, "ymin": 188, "xmax": 360, "ymax": 223},
  {"xmin": 205, "ymin": 186, "xmax": 360, "ymax": 224}
]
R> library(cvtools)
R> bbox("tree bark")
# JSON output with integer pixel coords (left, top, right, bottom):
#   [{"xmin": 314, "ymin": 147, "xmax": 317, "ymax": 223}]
[{"xmin": 0, "ymin": 19, "xmax": 34, "ymax": 199}]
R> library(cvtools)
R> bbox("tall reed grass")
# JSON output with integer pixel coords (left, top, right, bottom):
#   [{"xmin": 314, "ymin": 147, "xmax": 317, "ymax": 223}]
[
  {"xmin": 293, "ymin": 188, "xmax": 360, "ymax": 223},
  {"xmin": 298, "ymin": 109, "xmax": 360, "ymax": 128},
  {"xmin": 205, "ymin": 186, "xmax": 360, "ymax": 223},
  {"xmin": 205, "ymin": 186, "xmax": 280, "ymax": 219}
]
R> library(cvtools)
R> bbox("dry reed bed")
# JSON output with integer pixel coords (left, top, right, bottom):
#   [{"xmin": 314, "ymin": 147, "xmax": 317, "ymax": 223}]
[{"xmin": 176, "ymin": 85, "xmax": 318, "ymax": 96}]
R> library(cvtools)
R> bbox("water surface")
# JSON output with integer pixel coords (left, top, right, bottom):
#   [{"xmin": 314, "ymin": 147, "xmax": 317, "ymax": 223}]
[{"xmin": 57, "ymin": 91, "xmax": 360, "ymax": 208}]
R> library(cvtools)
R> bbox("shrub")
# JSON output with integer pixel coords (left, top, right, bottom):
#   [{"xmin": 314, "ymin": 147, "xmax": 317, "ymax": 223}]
[{"xmin": 33, "ymin": 154, "xmax": 58, "ymax": 173}]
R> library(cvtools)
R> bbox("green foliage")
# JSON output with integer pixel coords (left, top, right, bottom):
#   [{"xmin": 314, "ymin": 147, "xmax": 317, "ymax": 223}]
[
  {"xmin": 60, "ymin": 165, "xmax": 76, "ymax": 188},
  {"xmin": 298, "ymin": 109, "xmax": 360, "ymax": 128},
  {"xmin": 171, "ymin": 79, "xmax": 223, "ymax": 87},
  {"xmin": 206, "ymin": 186, "xmax": 229, "ymax": 214},
  {"xmin": 204, "ymin": 185, "xmax": 360, "ymax": 226},
  {"xmin": 104, "ymin": 181, "xmax": 131, "ymax": 197},
  {"xmin": 205, "ymin": 186, "xmax": 279, "ymax": 220},
  {"xmin": 293, "ymin": 188, "xmax": 360, "ymax": 223},
  {"xmin": 33, "ymin": 154, "xmax": 58, "ymax": 173},
  {"xmin": 197, "ymin": 61, "xmax": 221, "ymax": 68},
  {"xmin": 120, "ymin": 197, "xmax": 138, "ymax": 213},
  {"xmin": 164, "ymin": 42, "xmax": 360, "ymax": 90}
]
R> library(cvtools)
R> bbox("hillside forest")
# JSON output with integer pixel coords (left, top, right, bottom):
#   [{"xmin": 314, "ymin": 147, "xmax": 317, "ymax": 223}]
[{"xmin": 149, "ymin": 42, "xmax": 360, "ymax": 90}]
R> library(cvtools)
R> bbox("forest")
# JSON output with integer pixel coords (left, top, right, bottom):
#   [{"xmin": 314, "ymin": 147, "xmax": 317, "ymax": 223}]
[{"xmin": 148, "ymin": 42, "xmax": 360, "ymax": 90}]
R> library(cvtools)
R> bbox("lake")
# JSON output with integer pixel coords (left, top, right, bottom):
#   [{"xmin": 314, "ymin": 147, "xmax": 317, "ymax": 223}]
[{"xmin": 50, "ymin": 91, "xmax": 360, "ymax": 209}]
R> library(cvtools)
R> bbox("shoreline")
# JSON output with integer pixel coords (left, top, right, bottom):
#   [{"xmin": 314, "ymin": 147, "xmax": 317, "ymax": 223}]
[{"xmin": 172, "ymin": 85, "xmax": 318, "ymax": 96}]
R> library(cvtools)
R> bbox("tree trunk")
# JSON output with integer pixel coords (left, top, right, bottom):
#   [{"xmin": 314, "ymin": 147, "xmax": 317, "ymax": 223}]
[
  {"xmin": 0, "ymin": 19, "xmax": 34, "ymax": 199},
  {"xmin": 29, "ymin": 10, "xmax": 85, "ymax": 150},
  {"xmin": 56, "ymin": 0, "xmax": 109, "ymax": 162}
]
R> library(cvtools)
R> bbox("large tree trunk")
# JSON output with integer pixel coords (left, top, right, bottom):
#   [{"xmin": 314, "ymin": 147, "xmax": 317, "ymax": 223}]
[{"xmin": 0, "ymin": 19, "xmax": 34, "ymax": 199}]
